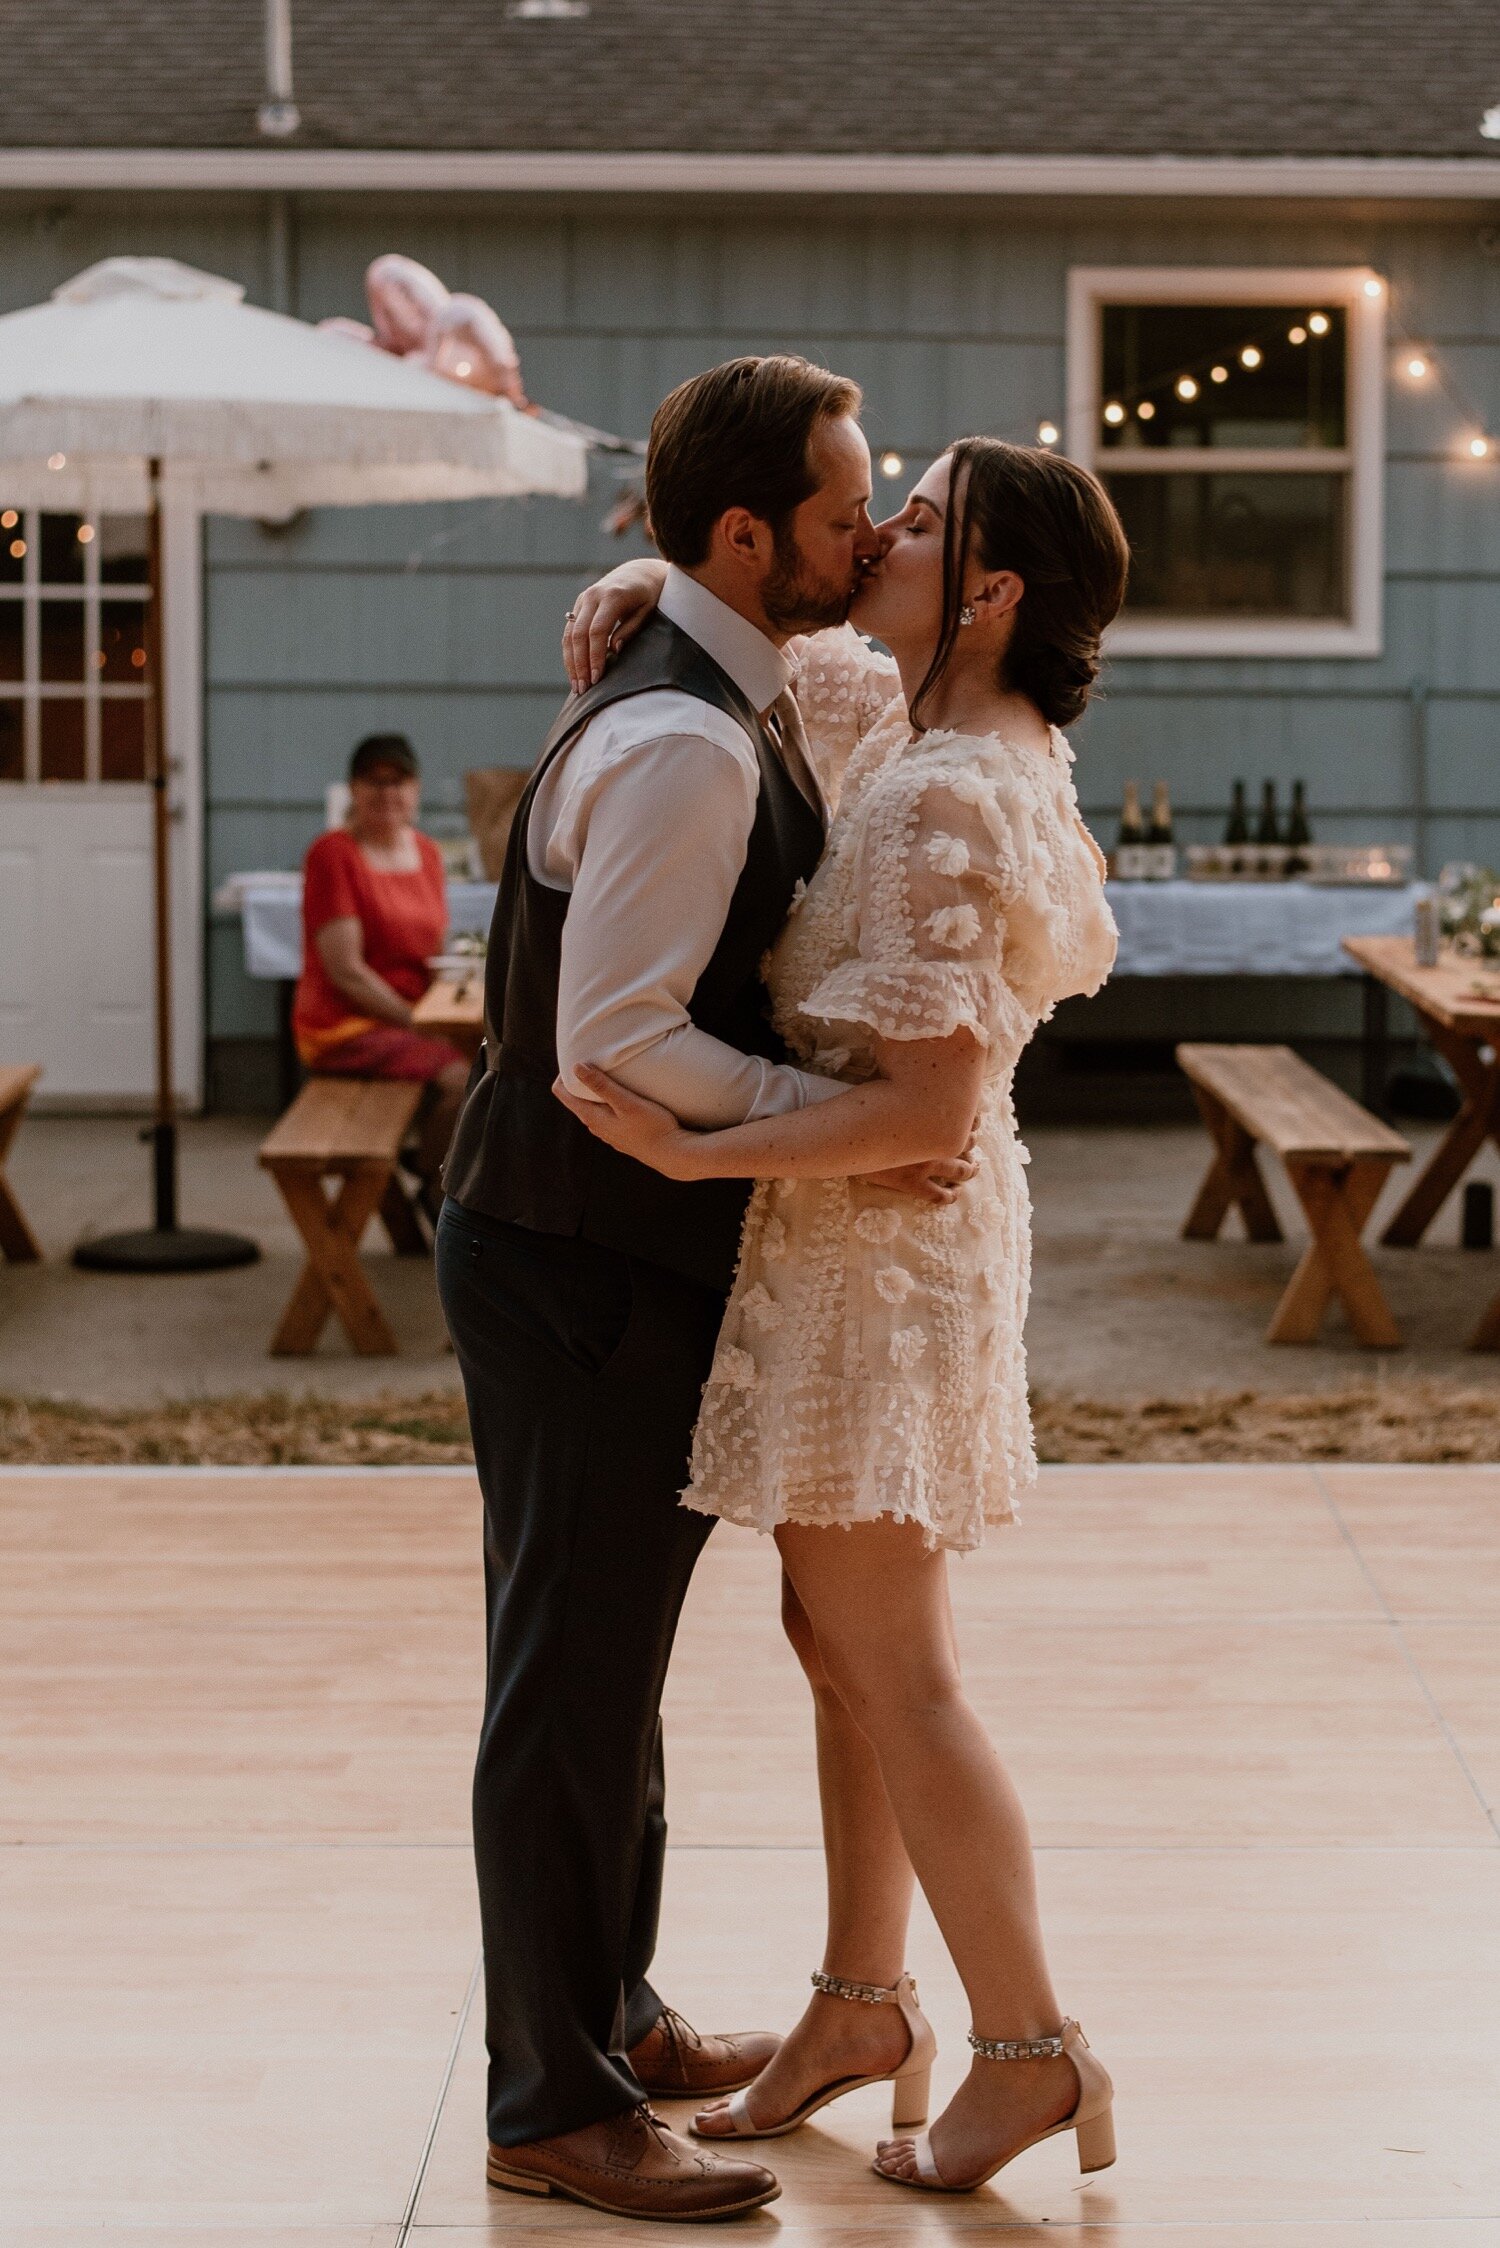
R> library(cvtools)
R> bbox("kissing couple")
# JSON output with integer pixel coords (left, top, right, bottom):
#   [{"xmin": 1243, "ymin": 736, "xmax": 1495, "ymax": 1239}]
[{"xmin": 437, "ymin": 354, "xmax": 1127, "ymax": 2222}]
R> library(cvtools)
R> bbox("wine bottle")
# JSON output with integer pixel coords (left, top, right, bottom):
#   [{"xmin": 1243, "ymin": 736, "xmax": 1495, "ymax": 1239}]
[
  {"xmin": 1145, "ymin": 780, "xmax": 1177, "ymax": 881},
  {"xmin": 1224, "ymin": 780, "xmax": 1250, "ymax": 845},
  {"xmin": 1284, "ymin": 780, "xmax": 1313, "ymax": 876},
  {"xmin": 1255, "ymin": 781, "xmax": 1281, "ymax": 847},
  {"xmin": 1113, "ymin": 780, "xmax": 1145, "ymax": 880}
]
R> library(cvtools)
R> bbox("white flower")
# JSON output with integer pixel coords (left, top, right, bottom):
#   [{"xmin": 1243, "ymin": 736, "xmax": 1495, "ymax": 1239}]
[
  {"xmin": 788, "ymin": 878, "xmax": 810, "ymax": 914},
  {"xmin": 773, "ymin": 1176, "xmax": 797, "ymax": 1201},
  {"xmin": 761, "ymin": 1214, "xmax": 788, "ymax": 1261},
  {"xmin": 889, "ymin": 1326, "xmax": 928, "ymax": 1370},
  {"xmin": 874, "ymin": 1265, "xmax": 915, "ymax": 1304},
  {"xmin": 813, "ymin": 1045, "xmax": 853, "ymax": 1077},
  {"xmin": 855, "ymin": 1208, "xmax": 901, "ymax": 1245},
  {"xmin": 717, "ymin": 1346, "xmax": 758, "ymax": 1388},
  {"xmin": 948, "ymin": 770, "xmax": 990, "ymax": 806},
  {"xmin": 925, "ymin": 832, "xmax": 971, "ymax": 878},
  {"xmin": 925, "ymin": 903, "xmax": 982, "ymax": 952},
  {"xmin": 742, "ymin": 1282, "xmax": 784, "ymax": 1331}
]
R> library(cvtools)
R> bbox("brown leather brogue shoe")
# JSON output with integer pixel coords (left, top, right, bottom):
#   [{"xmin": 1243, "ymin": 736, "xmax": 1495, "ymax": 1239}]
[
  {"xmin": 486, "ymin": 2102, "xmax": 780, "ymax": 2221},
  {"xmin": 627, "ymin": 2006, "xmax": 781, "ymax": 2097}
]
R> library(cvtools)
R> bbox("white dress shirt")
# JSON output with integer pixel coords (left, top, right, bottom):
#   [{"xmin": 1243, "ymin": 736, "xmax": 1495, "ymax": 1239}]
[{"xmin": 530, "ymin": 567, "xmax": 841, "ymax": 1126}]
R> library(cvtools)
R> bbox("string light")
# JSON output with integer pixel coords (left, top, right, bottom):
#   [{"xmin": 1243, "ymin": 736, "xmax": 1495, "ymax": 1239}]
[
  {"xmin": 46, "ymin": 452, "xmax": 65, "ymax": 470},
  {"xmin": 9, "ymin": 538, "xmax": 25, "ymax": 559},
  {"xmin": 0, "ymin": 509, "xmax": 15, "ymax": 528},
  {"xmin": 1470, "ymin": 436, "xmax": 1492, "ymax": 459},
  {"xmin": 1240, "ymin": 345, "xmax": 1262, "ymax": 369},
  {"xmin": 1288, "ymin": 324, "xmax": 1308, "ymax": 345},
  {"xmin": 1210, "ymin": 364, "xmax": 1229, "ymax": 384},
  {"xmin": 1136, "ymin": 400, "xmax": 1156, "ymax": 421},
  {"xmin": 1404, "ymin": 354, "xmax": 1430, "ymax": 380},
  {"xmin": 76, "ymin": 523, "xmax": 95, "ymax": 544},
  {"xmin": 879, "ymin": 450, "xmax": 904, "ymax": 477},
  {"xmin": 1308, "ymin": 312, "xmax": 1331, "ymax": 335},
  {"xmin": 1176, "ymin": 375, "xmax": 1199, "ymax": 400},
  {"xmin": 1037, "ymin": 421, "xmax": 1059, "ymax": 447},
  {"xmin": 453, "ymin": 358, "xmax": 473, "ymax": 377},
  {"xmin": 1103, "ymin": 401, "xmax": 1126, "ymax": 425},
  {"xmin": 1363, "ymin": 278, "xmax": 1384, "ymax": 298}
]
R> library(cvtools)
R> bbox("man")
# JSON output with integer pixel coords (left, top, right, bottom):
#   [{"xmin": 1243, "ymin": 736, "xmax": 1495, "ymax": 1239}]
[{"xmin": 438, "ymin": 356, "xmax": 885, "ymax": 2221}]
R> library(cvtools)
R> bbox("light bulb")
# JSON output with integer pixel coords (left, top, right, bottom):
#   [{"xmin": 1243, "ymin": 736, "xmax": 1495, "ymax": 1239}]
[
  {"xmin": 879, "ymin": 450, "xmax": 904, "ymax": 477},
  {"xmin": 1176, "ymin": 376, "xmax": 1199, "ymax": 401},
  {"xmin": 1405, "ymin": 355, "xmax": 1429, "ymax": 379},
  {"xmin": 9, "ymin": 538, "xmax": 25, "ymax": 558},
  {"xmin": 1240, "ymin": 346, "xmax": 1262, "ymax": 369},
  {"xmin": 1308, "ymin": 312, "xmax": 1330, "ymax": 335},
  {"xmin": 1037, "ymin": 421, "xmax": 1059, "ymax": 447},
  {"xmin": 1103, "ymin": 401, "xmax": 1126, "ymax": 426},
  {"xmin": 76, "ymin": 523, "xmax": 95, "ymax": 543},
  {"xmin": 46, "ymin": 452, "xmax": 66, "ymax": 471},
  {"xmin": 1470, "ymin": 436, "xmax": 1492, "ymax": 459},
  {"xmin": 1210, "ymin": 364, "xmax": 1229, "ymax": 384},
  {"xmin": 0, "ymin": 509, "xmax": 15, "ymax": 528},
  {"xmin": 131, "ymin": 647, "xmax": 147, "ymax": 668},
  {"xmin": 1288, "ymin": 325, "xmax": 1307, "ymax": 345},
  {"xmin": 454, "ymin": 358, "xmax": 473, "ymax": 377},
  {"xmin": 1137, "ymin": 400, "xmax": 1156, "ymax": 421},
  {"xmin": 1363, "ymin": 278, "xmax": 1384, "ymax": 298}
]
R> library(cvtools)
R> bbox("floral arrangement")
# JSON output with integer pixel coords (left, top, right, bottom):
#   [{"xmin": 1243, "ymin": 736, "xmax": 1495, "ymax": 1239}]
[{"xmin": 1436, "ymin": 863, "xmax": 1500, "ymax": 958}]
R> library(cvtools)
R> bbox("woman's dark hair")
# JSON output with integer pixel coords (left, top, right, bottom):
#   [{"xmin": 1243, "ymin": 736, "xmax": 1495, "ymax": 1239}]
[
  {"xmin": 349, "ymin": 732, "xmax": 418, "ymax": 781},
  {"xmin": 646, "ymin": 355, "xmax": 863, "ymax": 567},
  {"xmin": 911, "ymin": 439, "xmax": 1130, "ymax": 731}
]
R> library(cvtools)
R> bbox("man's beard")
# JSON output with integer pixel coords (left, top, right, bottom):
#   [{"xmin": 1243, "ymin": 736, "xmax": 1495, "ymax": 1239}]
[{"xmin": 761, "ymin": 521, "xmax": 856, "ymax": 634}]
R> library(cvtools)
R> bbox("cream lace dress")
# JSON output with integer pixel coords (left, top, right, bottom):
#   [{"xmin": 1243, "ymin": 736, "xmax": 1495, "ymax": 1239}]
[{"xmin": 681, "ymin": 626, "xmax": 1119, "ymax": 1553}]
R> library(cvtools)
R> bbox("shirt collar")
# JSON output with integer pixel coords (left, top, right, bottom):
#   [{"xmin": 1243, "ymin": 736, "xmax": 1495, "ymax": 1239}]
[{"xmin": 659, "ymin": 564, "xmax": 793, "ymax": 719}]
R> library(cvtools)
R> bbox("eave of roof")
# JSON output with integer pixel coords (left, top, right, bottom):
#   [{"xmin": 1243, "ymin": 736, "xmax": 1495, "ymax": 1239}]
[{"xmin": 3, "ymin": 149, "xmax": 1500, "ymax": 198}]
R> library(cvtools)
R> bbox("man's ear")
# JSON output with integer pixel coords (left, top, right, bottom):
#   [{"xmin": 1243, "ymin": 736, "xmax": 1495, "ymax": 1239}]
[{"xmin": 713, "ymin": 506, "xmax": 774, "ymax": 573}]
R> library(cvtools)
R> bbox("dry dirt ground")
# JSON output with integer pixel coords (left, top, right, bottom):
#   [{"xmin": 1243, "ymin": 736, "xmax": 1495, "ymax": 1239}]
[{"xmin": 1, "ymin": 1112, "xmax": 1496, "ymax": 1464}]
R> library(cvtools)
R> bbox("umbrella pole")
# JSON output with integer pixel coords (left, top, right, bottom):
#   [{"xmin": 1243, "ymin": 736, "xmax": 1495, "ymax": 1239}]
[{"xmin": 74, "ymin": 463, "xmax": 258, "ymax": 1274}]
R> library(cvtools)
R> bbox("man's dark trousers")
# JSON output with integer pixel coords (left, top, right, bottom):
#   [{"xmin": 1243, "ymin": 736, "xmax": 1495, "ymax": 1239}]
[{"xmin": 436, "ymin": 1199, "xmax": 721, "ymax": 2146}]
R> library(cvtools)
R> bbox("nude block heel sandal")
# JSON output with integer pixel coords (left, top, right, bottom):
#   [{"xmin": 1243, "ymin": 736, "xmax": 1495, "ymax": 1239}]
[
  {"xmin": 877, "ymin": 2018, "xmax": 1115, "ymax": 2193},
  {"xmin": 693, "ymin": 1970, "xmax": 937, "ymax": 2142}
]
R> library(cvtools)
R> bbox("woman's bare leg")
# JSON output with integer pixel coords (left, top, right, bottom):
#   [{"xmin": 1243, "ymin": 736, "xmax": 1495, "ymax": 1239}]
[
  {"xmin": 773, "ymin": 1516, "xmax": 1077, "ymax": 2182},
  {"xmin": 695, "ymin": 1570, "xmax": 917, "ymax": 2132}
]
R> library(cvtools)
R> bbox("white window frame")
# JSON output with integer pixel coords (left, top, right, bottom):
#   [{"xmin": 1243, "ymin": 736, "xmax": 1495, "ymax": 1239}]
[
  {"xmin": 0, "ymin": 509, "xmax": 152, "ymax": 780},
  {"xmin": 1065, "ymin": 266, "xmax": 1386, "ymax": 659}
]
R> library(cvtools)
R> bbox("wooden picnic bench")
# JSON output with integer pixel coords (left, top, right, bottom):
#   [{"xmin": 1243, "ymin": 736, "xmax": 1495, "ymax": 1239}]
[
  {"xmin": 1177, "ymin": 1043, "xmax": 1412, "ymax": 1348},
  {"xmin": 258, "ymin": 1077, "xmax": 428, "ymax": 1356},
  {"xmin": 0, "ymin": 1064, "xmax": 42, "ymax": 1263}
]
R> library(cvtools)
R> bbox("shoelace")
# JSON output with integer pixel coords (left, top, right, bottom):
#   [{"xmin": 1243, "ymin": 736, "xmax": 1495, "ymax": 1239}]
[{"xmin": 654, "ymin": 2006, "xmax": 706, "ymax": 2067}]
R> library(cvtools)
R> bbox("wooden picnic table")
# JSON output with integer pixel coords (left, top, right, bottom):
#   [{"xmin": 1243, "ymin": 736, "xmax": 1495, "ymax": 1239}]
[
  {"xmin": 1342, "ymin": 933, "xmax": 1500, "ymax": 1348},
  {"xmin": 413, "ymin": 973, "xmax": 485, "ymax": 1059}
]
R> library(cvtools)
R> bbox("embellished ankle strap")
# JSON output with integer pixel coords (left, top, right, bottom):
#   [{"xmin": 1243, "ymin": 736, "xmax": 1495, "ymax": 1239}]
[
  {"xmin": 811, "ymin": 1968, "xmax": 916, "ymax": 2006},
  {"xmin": 968, "ymin": 2017, "xmax": 1077, "ymax": 2060}
]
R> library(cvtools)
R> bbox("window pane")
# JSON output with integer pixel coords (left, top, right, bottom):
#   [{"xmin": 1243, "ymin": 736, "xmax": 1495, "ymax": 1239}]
[
  {"xmin": 100, "ymin": 600, "xmax": 149, "ymax": 683},
  {"xmin": 0, "ymin": 600, "xmax": 21, "ymax": 681},
  {"xmin": 1105, "ymin": 472, "xmax": 1348, "ymax": 617},
  {"xmin": 38, "ymin": 512, "xmax": 86, "ymax": 585},
  {"xmin": 0, "ymin": 700, "xmax": 21, "ymax": 781},
  {"xmin": 100, "ymin": 696, "xmax": 148, "ymax": 782},
  {"xmin": 40, "ymin": 601, "xmax": 85, "ymax": 682},
  {"xmin": 1100, "ymin": 304, "xmax": 1346, "ymax": 452},
  {"xmin": 98, "ymin": 516, "xmax": 150, "ymax": 585},
  {"xmin": 39, "ymin": 698, "xmax": 85, "ymax": 780},
  {"xmin": 0, "ymin": 520, "xmax": 25, "ymax": 584}
]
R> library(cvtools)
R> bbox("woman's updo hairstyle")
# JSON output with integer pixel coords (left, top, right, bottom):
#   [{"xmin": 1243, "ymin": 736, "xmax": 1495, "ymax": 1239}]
[{"xmin": 910, "ymin": 438, "xmax": 1129, "ymax": 732}]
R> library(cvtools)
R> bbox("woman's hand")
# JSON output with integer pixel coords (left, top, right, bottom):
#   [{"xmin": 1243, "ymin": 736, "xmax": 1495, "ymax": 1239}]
[
  {"xmin": 553, "ymin": 1063, "xmax": 704, "ymax": 1179},
  {"xmin": 563, "ymin": 559, "xmax": 668, "ymax": 694}
]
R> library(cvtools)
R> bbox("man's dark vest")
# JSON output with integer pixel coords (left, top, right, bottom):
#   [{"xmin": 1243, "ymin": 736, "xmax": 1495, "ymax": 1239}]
[{"xmin": 443, "ymin": 612, "xmax": 825, "ymax": 1294}]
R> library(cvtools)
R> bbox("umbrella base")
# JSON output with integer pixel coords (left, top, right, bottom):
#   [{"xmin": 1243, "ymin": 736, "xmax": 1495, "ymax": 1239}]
[{"xmin": 74, "ymin": 1226, "xmax": 260, "ymax": 1274}]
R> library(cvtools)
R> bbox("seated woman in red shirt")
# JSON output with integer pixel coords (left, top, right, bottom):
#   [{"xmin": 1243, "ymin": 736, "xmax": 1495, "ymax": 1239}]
[{"xmin": 293, "ymin": 733, "xmax": 469, "ymax": 1202}]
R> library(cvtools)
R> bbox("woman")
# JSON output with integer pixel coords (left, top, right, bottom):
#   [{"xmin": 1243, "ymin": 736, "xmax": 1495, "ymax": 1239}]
[
  {"xmin": 293, "ymin": 732, "xmax": 470, "ymax": 1201},
  {"xmin": 556, "ymin": 438, "xmax": 1127, "ymax": 2193}
]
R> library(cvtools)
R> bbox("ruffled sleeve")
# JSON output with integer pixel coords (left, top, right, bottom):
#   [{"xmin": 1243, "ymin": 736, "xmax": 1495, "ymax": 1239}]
[
  {"xmin": 788, "ymin": 625, "xmax": 901, "ymax": 806},
  {"xmin": 798, "ymin": 755, "xmax": 1041, "ymax": 1060}
]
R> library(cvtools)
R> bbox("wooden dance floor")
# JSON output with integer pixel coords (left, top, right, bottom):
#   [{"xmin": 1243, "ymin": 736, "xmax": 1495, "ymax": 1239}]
[{"xmin": 3, "ymin": 1462, "xmax": 1499, "ymax": 2243}]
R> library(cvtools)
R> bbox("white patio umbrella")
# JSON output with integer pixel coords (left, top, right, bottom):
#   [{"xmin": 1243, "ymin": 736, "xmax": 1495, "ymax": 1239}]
[{"xmin": 0, "ymin": 257, "xmax": 588, "ymax": 1272}]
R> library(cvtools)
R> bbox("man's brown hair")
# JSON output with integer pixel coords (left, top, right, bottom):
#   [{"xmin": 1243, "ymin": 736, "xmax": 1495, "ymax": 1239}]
[{"xmin": 645, "ymin": 355, "xmax": 863, "ymax": 567}]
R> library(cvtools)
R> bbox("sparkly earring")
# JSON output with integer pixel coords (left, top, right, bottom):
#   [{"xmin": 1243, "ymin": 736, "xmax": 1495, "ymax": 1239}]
[{"xmin": 958, "ymin": 604, "xmax": 976, "ymax": 626}]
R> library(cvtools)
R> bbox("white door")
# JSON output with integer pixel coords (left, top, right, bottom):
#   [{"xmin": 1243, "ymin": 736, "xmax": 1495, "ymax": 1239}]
[{"xmin": 0, "ymin": 502, "xmax": 202, "ymax": 1106}]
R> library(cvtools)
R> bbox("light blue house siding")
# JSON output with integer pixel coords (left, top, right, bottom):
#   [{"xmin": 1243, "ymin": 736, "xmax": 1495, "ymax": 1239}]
[{"xmin": 4, "ymin": 192, "xmax": 1496, "ymax": 1104}]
